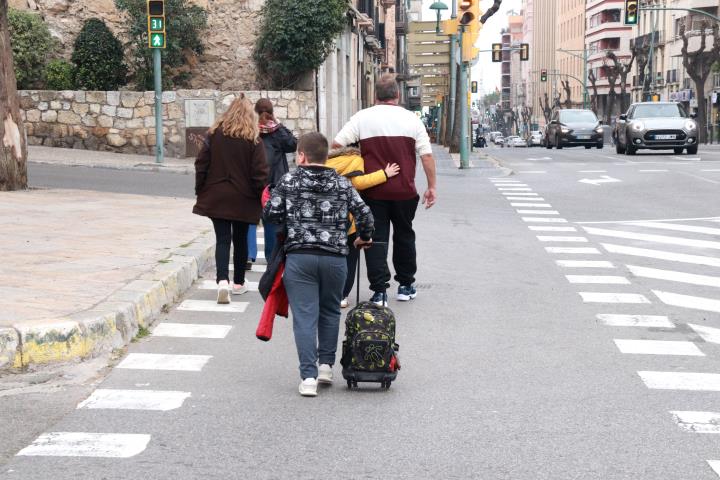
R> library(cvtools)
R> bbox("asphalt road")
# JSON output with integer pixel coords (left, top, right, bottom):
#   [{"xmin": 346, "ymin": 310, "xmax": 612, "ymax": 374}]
[{"xmin": 3, "ymin": 147, "xmax": 720, "ymax": 479}]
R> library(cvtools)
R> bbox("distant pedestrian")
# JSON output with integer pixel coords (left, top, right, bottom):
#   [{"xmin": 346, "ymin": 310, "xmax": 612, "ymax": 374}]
[
  {"xmin": 193, "ymin": 94, "xmax": 269, "ymax": 304},
  {"xmin": 255, "ymin": 98, "xmax": 298, "ymax": 260},
  {"xmin": 332, "ymin": 74, "xmax": 437, "ymax": 306},
  {"xmin": 263, "ymin": 132, "xmax": 374, "ymax": 397}
]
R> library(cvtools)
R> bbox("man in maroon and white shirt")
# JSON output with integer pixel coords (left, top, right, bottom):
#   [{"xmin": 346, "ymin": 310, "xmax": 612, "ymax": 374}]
[{"xmin": 332, "ymin": 74, "xmax": 437, "ymax": 306}]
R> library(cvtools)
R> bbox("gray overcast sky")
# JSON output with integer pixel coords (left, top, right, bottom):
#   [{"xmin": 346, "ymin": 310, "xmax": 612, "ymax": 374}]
[{"xmin": 419, "ymin": 0, "xmax": 522, "ymax": 96}]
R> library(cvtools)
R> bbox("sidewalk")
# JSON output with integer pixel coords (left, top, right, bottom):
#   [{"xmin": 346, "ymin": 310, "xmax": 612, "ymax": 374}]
[
  {"xmin": 431, "ymin": 143, "xmax": 511, "ymax": 175},
  {"xmin": 0, "ymin": 188, "xmax": 214, "ymax": 372},
  {"xmin": 27, "ymin": 146, "xmax": 195, "ymax": 174}
]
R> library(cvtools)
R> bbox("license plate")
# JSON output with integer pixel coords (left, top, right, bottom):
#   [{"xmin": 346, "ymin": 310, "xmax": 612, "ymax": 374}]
[
  {"xmin": 655, "ymin": 134, "xmax": 676, "ymax": 140},
  {"xmin": 576, "ymin": 135, "xmax": 590, "ymax": 140}
]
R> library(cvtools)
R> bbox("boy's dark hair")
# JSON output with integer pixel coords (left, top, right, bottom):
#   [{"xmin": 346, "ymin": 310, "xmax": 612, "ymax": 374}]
[{"xmin": 298, "ymin": 132, "xmax": 328, "ymax": 164}]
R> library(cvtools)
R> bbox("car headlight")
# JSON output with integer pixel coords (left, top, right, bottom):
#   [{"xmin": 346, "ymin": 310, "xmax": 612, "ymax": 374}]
[
  {"xmin": 632, "ymin": 121, "xmax": 645, "ymax": 131},
  {"xmin": 594, "ymin": 126, "xmax": 603, "ymax": 134},
  {"xmin": 685, "ymin": 120, "xmax": 697, "ymax": 130},
  {"xmin": 561, "ymin": 127, "xmax": 570, "ymax": 134}
]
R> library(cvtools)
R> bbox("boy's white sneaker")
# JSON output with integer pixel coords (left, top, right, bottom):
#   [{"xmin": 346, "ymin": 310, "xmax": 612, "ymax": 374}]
[
  {"xmin": 231, "ymin": 283, "xmax": 248, "ymax": 295},
  {"xmin": 317, "ymin": 364, "xmax": 333, "ymax": 385},
  {"xmin": 299, "ymin": 378, "xmax": 318, "ymax": 397},
  {"xmin": 217, "ymin": 280, "xmax": 231, "ymax": 304}
]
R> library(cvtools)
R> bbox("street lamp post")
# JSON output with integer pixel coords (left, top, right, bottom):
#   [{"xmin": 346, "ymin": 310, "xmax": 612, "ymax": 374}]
[
  {"xmin": 429, "ymin": 2, "xmax": 453, "ymax": 138},
  {"xmin": 557, "ymin": 48, "xmax": 588, "ymax": 109},
  {"xmin": 429, "ymin": 1, "xmax": 449, "ymax": 35}
]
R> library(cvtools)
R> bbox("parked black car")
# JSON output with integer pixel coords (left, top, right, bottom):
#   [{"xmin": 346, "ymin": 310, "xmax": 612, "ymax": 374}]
[
  {"xmin": 545, "ymin": 109, "xmax": 604, "ymax": 150},
  {"xmin": 613, "ymin": 102, "xmax": 698, "ymax": 155}
]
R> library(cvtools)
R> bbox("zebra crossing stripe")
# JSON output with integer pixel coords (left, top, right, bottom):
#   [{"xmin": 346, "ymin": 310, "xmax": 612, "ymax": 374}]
[
  {"xmin": 627, "ymin": 265, "xmax": 720, "ymax": 288},
  {"xmin": 498, "ymin": 188, "xmax": 533, "ymax": 191},
  {"xmin": 584, "ymin": 226, "xmax": 720, "ymax": 250},
  {"xmin": 597, "ymin": 314, "xmax": 674, "ymax": 328},
  {"xmin": 77, "ymin": 389, "xmax": 191, "ymax": 411},
  {"xmin": 627, "ymin": 222, "xmax": 720, "ymax": 236},
  {"xmin": 556, "ymin": 260, "xmax": 615, "ymax": 268},
  {"xmin": 671, "ymin": 411, "xmax": 720, "ymax": 433},
  {"xmin": 518, "ymin": 210, "xmax": 560, "ymax": 215},
  {"xmin": 566, "ymin": 275, "xmax": 630, "ymax": 284},
  {"xmin": 530, "ymin": 226, "xmax": 577, "ymax": 232},
  {"xmin": 708, "ymin": 461, "xmax": 720, "ymax": 476},
  {"xmin": 638, "ymin": 371, "xmax": 720, "ymax": 391},
  {"xmin": 523, "ymin": 218, "xmax": 569, "ymax": 223},
  {"xmin": 601, "ymin": 243, "xmax": 720, "ymax": 268},
  {"xmin": 653, "ymin": 290, "xmax": 720, "ymax": 313},
  {"xmin": 508, "ymin": 197, "xmax": 545, "ymax": 201},
  {"xmin": 546, "ymin": 247, "xmax": 600, "ymax": 254},
  {"xmin": 579, "ymin": 292, "xmax": 651, "ymax": 304},
  {"xmin": 510, "ymin": 203, "xmax": 552, "ymax": 207},
  {"xmin": 117, "ymin": 353, "xmax": 212, "ymax": 372},
  {"xmin": 177, "ymin": 300, "xmax": 249, "ymax": 313},
  {"xmin": 688, "ymin": 324, "xmax": 720, "ymax": 344},
  {"xmin": 614, "ymin": 339, "xmax": 703, "ymax": 356},
  {"xmin": 502, "ymin": 192, "xmax": 538, "ymax": 196},
  {"xmin": 152, "ymin": 323, "xmax": 232, "ymax": 339},
  {"xmin": 17, "ymin": 432, "xmax": 151, "ymax": 458},
  {"xmin": 537, "ymin": 236, "xmax": 588, "ymax": 242}
]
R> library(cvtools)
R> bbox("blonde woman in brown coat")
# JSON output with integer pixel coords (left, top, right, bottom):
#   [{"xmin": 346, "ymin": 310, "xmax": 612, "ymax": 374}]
[{"xmin": 193, "ymin": 95, "xmax": 269, "ymax": 303}]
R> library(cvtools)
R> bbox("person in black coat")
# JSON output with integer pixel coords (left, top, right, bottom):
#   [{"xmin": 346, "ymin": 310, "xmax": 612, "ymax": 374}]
[{"xmin": 255, "ymin": 98, "xmax": 298, "ymax": 259}]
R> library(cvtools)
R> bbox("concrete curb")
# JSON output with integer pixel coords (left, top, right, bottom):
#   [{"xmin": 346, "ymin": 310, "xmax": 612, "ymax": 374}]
[
  {"xmin": 28, "ymin": 159, "xmax": 193, "ymax": 175},
  {"xmin": 483, "ymin": 153, "xmax": 515, "ymax": 177},
  {"xmin": 0, "ymin": 232, "xmax": 215, "ymax": 372}
]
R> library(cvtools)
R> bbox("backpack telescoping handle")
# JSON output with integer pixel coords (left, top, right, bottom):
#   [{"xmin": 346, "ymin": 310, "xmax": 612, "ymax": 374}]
[{"xmin": 355, "ymin": 241, "xmax": 388, "ymax": 305}]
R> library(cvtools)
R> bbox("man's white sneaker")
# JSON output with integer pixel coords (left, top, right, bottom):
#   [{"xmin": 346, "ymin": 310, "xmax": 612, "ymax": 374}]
[
  {"xmin": 299, "ymin": 378, "xmax": 318, "ymax": 397},
  {"xmin": 318, "ymin": 364, "xmax": 333, "ymax": 385},
  {"xmin": 217, "ymin": 280, "xmax": 231, "ymax": 304},
  {"xmin": 340, "ymin": 298, "xmax": 349, "ymax": 308},
  {"xmin": 231, "ymin": 283, "xmax": 248, "ymax": 295}
]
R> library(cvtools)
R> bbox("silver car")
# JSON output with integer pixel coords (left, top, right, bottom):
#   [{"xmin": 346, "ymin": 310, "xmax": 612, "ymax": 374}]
[{"xmin": 614, "ymin": 102, "xmax": 698, "ymax": 155}]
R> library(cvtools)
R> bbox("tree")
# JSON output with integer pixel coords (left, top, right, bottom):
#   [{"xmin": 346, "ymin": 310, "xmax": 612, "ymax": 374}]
[
  {"xmin": 540, "ymin": 93, "xmax": 552, "ymax": 123},
  {"xmin": 681, "ymin": 20, "xmax": 720, "ymax": 144},
  {"xmin": 603, "ymin": 59, "xmax": 619, "ymax": 124},
  {"xmin": 588, "ymin": 69, "xmax": 599, "ymax": 115},
  {"xmin": 7, "ymin": 8, "xmax": 55, "ymax": 89},
  {"xmin": 607, "ymin": 49, "xmax": 637, "ymax": 115},
  {"xmin": 561, "ymin": 79, "xmax": 572, "ymax": 109},
  {"xmin": 116, "ymin": 0, "xmax": 207, "ymax": 90},
  {"xmin": 72, "ymin": 18, "xmax": 127, "ymax": 91},
  {"xmin": 254, "ymin": 0, "xmax": 347, "ymax": 89},
  {"xmin": 449, "ymin": 64, "xmax": 462, "ymax": 153},
  {"xmin": 1, "ymin": 0, "xmax": 27, "ymax": 191}
]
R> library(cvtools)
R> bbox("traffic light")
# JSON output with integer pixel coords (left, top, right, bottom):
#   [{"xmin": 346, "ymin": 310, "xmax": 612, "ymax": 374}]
[
  {"xmin": 520, "ymin": 43, "xmax": 529, "ymax": 62},
  {"xmin": 540, "ymin": 69, "xmax": 547, "ymax": 82},
  {"xmin": 471, "ymin": 81, "xmax": 478, "ymax": 94},
  {"xmin": 147, "ymin": 0, "xmax": 166, "ymax": 49},
  {"xmin": 624, "ymin": 0, "xmax": 638, "ymax": 25},
  {"xmin": 458, "ymin": 0, "xmax": 476, "ymax": 26},
  {"xmin": 491, "ymin": 43, "xmax": 502, "ymax": 63}
]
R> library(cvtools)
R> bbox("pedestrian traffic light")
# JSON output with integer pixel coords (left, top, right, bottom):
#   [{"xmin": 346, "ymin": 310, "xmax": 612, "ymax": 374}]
[
  {"xmin": 471, "ymin": 81, "xmax": 478, "ymax": 93},
  {"xmin": 520, "ymin": 43, "xmax": 529, "ymax": 62},
  {"xmin": 458, "ymin": 0, "xmax": 477, "ymax": 26},
  {"xmin": 540, "ymin": 69, "xmax": 547, "ymax": 82},
  {"xmin": 624, "ymin": 0, "xmax": 638, "ymax": 25},
  {"xmin": 491, "ymin": 43, "xmax": 502, "ymax": 62},
  {"xmin": 147, "ymin": 0, "xmax": 166, "ymax": 49}
]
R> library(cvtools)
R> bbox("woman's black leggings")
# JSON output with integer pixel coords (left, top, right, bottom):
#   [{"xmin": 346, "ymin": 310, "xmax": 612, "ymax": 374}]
[{"xmin": 211, "ymin": 218, "xmax": 250, "ymax": 285}]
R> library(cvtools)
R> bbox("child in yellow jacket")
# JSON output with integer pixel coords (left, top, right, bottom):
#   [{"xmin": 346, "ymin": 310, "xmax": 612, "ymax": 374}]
[{"xmin": 326, "ymin": 147, "xmax": 399, "ymax": 308}]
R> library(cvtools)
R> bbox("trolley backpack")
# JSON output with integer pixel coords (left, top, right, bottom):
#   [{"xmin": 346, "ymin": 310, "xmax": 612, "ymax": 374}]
[{"xmin": 340, "ymin": 247, "xmax": 400, "ymax": 389}]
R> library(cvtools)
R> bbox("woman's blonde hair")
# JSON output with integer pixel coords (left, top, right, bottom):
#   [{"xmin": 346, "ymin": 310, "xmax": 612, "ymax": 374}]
[{"xmin": 209, "ymin": 94, "xmax": 259, "ymax": 142}]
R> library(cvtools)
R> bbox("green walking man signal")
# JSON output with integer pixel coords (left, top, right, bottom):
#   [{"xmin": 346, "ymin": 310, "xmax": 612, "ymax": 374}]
[
  {"xmin": 491, "ymin": 43, "xmax": 502, "ymax": 63},
  {"xmin": 624, "ymin": 0, "xmax": 638, "ymax": 25},
  {"xmin": 147, "ymin": 0, "xmax": 166, "ymax": 49},
  {"xmin": 540, "ymin": 69, "xmax": 547, "ymax": 82}
]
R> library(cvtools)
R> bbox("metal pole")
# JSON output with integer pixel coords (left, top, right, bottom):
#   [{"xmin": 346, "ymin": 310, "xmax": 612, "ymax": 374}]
[
  {"xmin": 459, "ymin": 25, "xmax": 469, "ymax": 169},
  {"xmin": 153, "ymin": 48, "xmax": 164, "ymax": 164},
  {"xmin": 436, "ymin": 103, "xmax": 442, "ymax": 140},
  {"xmin": 582, "ymin": 49, "xmax": 588, "ymax": 109}
]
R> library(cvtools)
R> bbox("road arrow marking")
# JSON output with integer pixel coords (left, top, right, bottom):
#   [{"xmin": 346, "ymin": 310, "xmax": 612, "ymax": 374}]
[{"xmin": 578, "ymin": 175, "xmax": 622, "ymax": 186}]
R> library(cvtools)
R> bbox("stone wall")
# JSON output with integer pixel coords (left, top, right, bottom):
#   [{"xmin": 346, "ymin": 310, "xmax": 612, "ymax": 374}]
[
  {"xmin": 19, "ymin": 89, "xmax": 317, "ymax": 157},
  {"xmin": 9, "ymin": 0, "xmax": 268, "ymax": 91}
]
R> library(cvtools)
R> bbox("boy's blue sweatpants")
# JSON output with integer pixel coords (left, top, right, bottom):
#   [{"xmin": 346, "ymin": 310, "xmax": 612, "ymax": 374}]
[{"xmin": 283, "ymin": 253, "xmax": 347, "ymax": 380}]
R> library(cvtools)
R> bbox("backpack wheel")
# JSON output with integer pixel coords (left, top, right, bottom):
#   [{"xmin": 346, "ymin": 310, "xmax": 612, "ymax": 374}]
[{"xmin": 346, "ymin": 379, "xmax": 353, "ymax": 389}]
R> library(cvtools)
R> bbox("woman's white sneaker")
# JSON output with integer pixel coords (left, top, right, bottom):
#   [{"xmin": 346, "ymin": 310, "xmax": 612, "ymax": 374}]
[
  {"xmin": 217, "ymin": 280, "xmax": 231, "ymax": 304},
  {"xmin": 317, "ymin": 364, "xmax": 333, "ymax": 385},
  {"xmin": 231, "ymin": 283, "xmax": 248, "ymax": 295},
  {"xmin": 299, "ymin": 378, "xmax": 318, "ymax": 397}
]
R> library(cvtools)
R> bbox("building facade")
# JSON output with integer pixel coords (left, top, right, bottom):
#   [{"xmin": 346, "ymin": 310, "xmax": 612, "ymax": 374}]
[
  {"xmin": 529, "ymin": 0, "xmax": 557, "ymax": 127},
  {"xmin": 557, "ymin": 0, "xmax": 586, "ymax": 108}
]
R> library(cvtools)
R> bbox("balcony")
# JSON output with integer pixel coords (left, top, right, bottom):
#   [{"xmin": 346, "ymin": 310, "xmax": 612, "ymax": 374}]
[
  {"xmin": 395, "ymin": 2, "xmax": 408, "ymax": 35},
  {"xmin": 630, "ymin": 31, "xmax": 663, "ymax": 49}
]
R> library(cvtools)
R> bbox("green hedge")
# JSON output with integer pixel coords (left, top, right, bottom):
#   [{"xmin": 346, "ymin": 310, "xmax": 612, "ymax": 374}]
[
  {"xmin": 8, "ymin": 9, "xmax": 56, "ymax": 89},
  {"xmin": 71, "ymin": 18, "xmax": 128, "ymax": 91}
]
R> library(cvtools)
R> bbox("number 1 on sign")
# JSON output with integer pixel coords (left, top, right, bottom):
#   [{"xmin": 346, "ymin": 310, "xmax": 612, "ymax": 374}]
[{"xmin": 150, "ymin": 17, "xmax": 164, "ymax": 31}]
